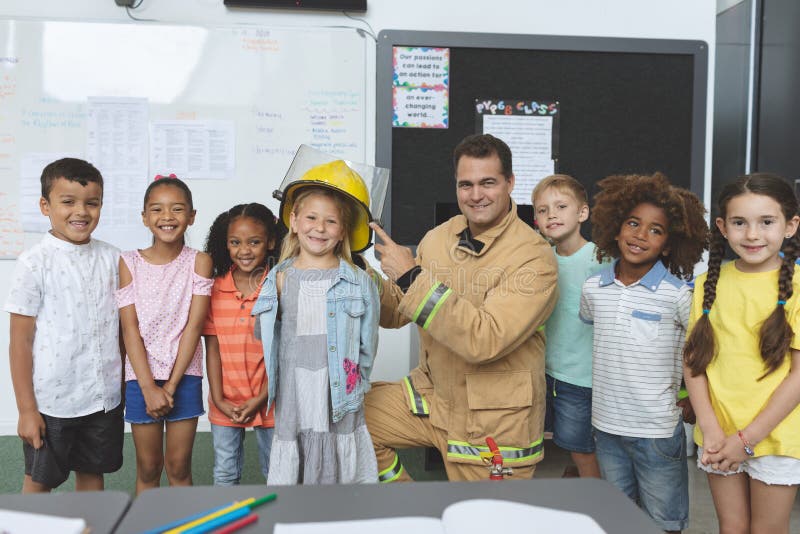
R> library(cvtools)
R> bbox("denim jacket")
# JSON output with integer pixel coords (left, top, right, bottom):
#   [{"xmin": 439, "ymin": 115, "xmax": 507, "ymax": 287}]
[{"xmin": 251, "ymin": 257, "xmax": 380, "ymax": 423}]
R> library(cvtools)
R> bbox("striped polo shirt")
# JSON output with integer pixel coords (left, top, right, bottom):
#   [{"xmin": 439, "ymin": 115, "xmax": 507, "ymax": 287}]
[
  {"xmin": 579, "ymin": 260, "xmax": 690, "ymax": 438},
  {"xmin": 203, "ymin": 269, "xmax": 274, "ymax": 428}
]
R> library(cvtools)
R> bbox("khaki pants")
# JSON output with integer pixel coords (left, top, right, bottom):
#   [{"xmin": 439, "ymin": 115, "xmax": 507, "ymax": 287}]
[{"xmin": 365, "ymin": 381, "xmax": 536, "ymax": 482}]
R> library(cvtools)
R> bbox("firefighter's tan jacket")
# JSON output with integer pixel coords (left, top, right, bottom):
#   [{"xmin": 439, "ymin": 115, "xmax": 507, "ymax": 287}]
[{"xmin": 378, "ymin": 203, "xmax": 558, "ymax": 466}]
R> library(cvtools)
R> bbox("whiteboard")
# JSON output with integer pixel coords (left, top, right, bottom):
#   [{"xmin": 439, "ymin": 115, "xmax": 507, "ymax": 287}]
[{"xmin": 0, "ymin": 19, "xmax": 368, "ymax": 253}]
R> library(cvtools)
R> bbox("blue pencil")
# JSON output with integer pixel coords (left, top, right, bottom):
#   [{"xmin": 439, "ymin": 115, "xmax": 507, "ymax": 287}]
[
  {"xmin": 182, "ymin": 507, "xmax": 250, "ymax": 534},
  {"xmin": 141, "ymin": 503, "xmax": 233, "ymax": 534}
]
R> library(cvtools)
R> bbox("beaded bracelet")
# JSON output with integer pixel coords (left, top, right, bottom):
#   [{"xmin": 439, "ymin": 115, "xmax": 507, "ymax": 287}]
[{"xmin": 737, "ymin": 430, "xmax": 754, "ymax": 457}]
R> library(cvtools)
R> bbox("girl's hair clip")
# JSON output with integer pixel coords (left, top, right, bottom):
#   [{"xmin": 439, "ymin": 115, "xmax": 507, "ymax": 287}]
[
  {"xmin": 154, "ymin": 173, "xmax": 178, "ymax": 180},
  {"xmin": 778, "ymin": 300, "xmax": 787, "ymax": 306},
  {"xmin": 702, "ymin": 309, "xmax": 711, "ymax": 315}
]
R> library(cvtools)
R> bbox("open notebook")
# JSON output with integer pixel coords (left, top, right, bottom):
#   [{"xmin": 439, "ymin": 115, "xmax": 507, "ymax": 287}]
[
  {"xmin": 0, "ymin": 509, "xmax": 87, "ymax": 534},
  {"xmin": 274, "ymin": 499, "xmax": 606, "ymax": 534}
]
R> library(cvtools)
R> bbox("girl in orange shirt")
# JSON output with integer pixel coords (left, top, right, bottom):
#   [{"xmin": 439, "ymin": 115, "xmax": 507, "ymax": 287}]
[{"xmin": 203, "ymin": 203, "xmax": 284, "ymax": 485}]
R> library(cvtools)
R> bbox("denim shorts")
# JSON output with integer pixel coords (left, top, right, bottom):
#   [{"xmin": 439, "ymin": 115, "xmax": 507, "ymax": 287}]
[
  {"xmin": 594, "ymin": 420, "xmax": 688, "ymax": 532},
  {"xmin": 125, "ymin": 376, "xmax": 204, "ymax": 424},
  {"xmin": 24, "ymin": 404, "xmax": 124, "ymax": 489},
  {"xmin": 544, "ymin": 374, "xmax": 594, "ymax": 453},
  {"xmin": 696, "ymin": 447, "xmax": 800, "ymax": 485}
]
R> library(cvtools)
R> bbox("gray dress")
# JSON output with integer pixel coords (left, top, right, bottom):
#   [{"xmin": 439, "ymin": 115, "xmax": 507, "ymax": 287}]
[{"xmin": 266, "ymin": 267, "xmax": 378, "ymax": 485}]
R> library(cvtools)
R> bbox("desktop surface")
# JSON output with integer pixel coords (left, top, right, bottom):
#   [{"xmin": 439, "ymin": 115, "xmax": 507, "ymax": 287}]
[
  {"xmin": 116, "ymin": 478, "xmax": 660, "ymax": 533},
  {"xmin": 0, "ymin": 490, "xmax": 131, "ymax": 534}
]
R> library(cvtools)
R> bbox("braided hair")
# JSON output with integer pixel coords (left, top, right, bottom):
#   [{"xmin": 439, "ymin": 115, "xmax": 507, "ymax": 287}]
[
  {"xmin": 684, "ymin": 173, "xmax": 800, "ymax": 378},
  {"xmin": 204, "ymin": 203, "xmax": 285, "ymax": 278}
]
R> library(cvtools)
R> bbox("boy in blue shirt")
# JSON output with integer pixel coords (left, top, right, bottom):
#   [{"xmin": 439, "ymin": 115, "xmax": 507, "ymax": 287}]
[{"xmin": 533, "ymin": 174, "xmax": 603, "ymax": 478}]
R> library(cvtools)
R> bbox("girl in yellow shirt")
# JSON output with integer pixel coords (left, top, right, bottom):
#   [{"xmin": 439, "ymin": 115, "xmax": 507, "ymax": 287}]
[{"xmin": 685, "ymin": 173, "xmax": 800, "ymax": 533}]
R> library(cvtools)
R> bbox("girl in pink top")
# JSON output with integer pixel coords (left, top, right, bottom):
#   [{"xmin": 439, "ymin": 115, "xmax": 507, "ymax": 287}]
[{"xmin": 117, "ymin": 176, "xmax": 213, "ymax": 495}]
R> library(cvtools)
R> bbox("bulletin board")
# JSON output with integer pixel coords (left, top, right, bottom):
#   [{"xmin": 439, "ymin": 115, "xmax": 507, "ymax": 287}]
[
  {"xmin": 0, "ymin": 19, "xmax": 368, "ymax": 256},
  {"xmin": 376, "ymin": 31, "xmax": 708, "ymax": 246}
]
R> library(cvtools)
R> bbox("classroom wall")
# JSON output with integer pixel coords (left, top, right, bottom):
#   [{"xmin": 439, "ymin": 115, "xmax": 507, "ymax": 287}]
[
  {"xmin": 0, "ymin": 0, "xmax": 716, "ymax": 435},
  {"xmin": 756, "ymin": 0, "xmax": 800, "ymax": 180},
  {"xmin": 713, "ymin": 0, "xmax": 753, "ymax": 208}
]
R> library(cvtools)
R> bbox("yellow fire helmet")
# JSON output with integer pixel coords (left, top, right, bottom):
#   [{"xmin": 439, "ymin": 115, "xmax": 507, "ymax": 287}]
[{"xmin": 277, "ymin": 160, "xmax": 373, "ymax": 253}]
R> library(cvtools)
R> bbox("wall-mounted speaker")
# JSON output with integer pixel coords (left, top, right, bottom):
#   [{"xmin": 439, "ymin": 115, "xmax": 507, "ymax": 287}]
[{"xmin": 224, "ymin": 0, "xmax": 366, "ymax": 12}]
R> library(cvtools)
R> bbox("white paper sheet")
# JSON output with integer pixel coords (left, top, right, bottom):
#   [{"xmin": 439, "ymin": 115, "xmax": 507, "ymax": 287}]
[
  {"xmin": 149, "ymin": 120, "xmax": 235, "ymax": 180},
  {"xmin": 85, "ymin": 96, "xmax": 151, "ymax": 250},
  {"xmin": 275, "ymin": 516, "xmax": 442, "ymax": 534},
  {"xmin": 0, "ymin": 508, "xmax": 87, "ymax": 534},
  {"xmin": 273, "ymin": 498, "xmax": 606, "ymax": 534},
  {"xmin": 442, "ymin": 499, "xmax": 606, "ymax": 533},
  {"xmin": 482, "ymin": 114, "xmax": 555, "ymax": 205},
  {"xmin": 87, "ymin": 96, "xmax": 149, "ymax": 174}
]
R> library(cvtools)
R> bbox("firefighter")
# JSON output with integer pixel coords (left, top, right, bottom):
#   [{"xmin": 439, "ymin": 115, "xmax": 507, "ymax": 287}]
[{"xmin": 366, "ymin": 134, "xmax": 558, "ymax": 481}]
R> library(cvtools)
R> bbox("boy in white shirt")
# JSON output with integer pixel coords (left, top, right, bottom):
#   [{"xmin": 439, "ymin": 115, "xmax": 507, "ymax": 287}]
[
  {"xmin": 578, "ymin": 173, "xmax": 707, "ymax": 532},
  {"xmin": 5, "ymin": 158, "xmax": 123, "ymax": 493}
]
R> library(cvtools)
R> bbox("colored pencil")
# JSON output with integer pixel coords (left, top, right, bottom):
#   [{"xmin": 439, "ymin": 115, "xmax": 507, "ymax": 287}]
[
  {"xmin": 248, "ymin": 493, "xmax": 277, "ymax": 509},
  {"xmin": 140, "ymin": 504, "xmax": 232, "ymax": 534},
  {"xmin": 214, "ymin": 513, "xmax": 259, "ymax": 534},
  {"xmin": 163, "ymin": 498, "xmax": 256, "ymax": 534},
  {"xmin": 182, "ymin": 507, "xmax": 249, "ymax": 534},
  {"xmin": 151, "ymin": 493, "xmax": 275, "ymax": 534}
]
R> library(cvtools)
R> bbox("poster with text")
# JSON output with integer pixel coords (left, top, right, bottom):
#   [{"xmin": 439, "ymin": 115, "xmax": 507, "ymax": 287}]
[
  {"xmin": 393, "ymin": 87, "xmax": 448, "ymax": 129},
  {"xmin": 476, "ymin": 99, "xmax": 560, "ymax": 205},
  {"xmin": 393, "ymin": 47, "xmax": 449, "ymax": 128}
]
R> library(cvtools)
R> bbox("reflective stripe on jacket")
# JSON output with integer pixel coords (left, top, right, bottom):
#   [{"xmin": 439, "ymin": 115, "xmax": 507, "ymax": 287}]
[{"xmin": 403, "ymin": 375, "xmax": 429, "ymax": 416}]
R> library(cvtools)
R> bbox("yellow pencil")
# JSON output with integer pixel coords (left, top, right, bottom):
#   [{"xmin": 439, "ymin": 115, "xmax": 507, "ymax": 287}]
[{"xmin": 164, "ymin": 498, "xmax": 256, "ymax": 534}]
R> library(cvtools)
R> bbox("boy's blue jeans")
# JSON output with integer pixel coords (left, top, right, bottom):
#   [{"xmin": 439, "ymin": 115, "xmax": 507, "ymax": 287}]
[
  {"xmin": 594, "ymin": 420, "xmax": 689, "ymax": 532},
  {"xmin": 210, "ymin": 424, "xmax": 274, "ymax": 486}
]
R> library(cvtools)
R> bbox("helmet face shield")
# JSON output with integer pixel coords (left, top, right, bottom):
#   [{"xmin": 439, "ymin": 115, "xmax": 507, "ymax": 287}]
[{"xmin": 274, "ymin": 145, "xmax": 390, "ymax": 253}]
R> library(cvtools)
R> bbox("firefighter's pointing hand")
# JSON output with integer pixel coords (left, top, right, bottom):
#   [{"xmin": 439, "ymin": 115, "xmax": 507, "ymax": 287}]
[{"xmin": 370, "ymin": 222, "xmax": 416, "ymax": 282}]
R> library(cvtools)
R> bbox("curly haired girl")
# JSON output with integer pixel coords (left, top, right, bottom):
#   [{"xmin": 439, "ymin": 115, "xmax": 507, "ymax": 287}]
[
  {"xmin": 202, "ymin": 203, "xmax": 284, "ymax": 485},
  {"xmin": 579, "ymin": 172, "xmax": 708, "ymax": 532},
  {"xmin": 684, "ymin": 173, "xmax": 800, "ymax": 533}
]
